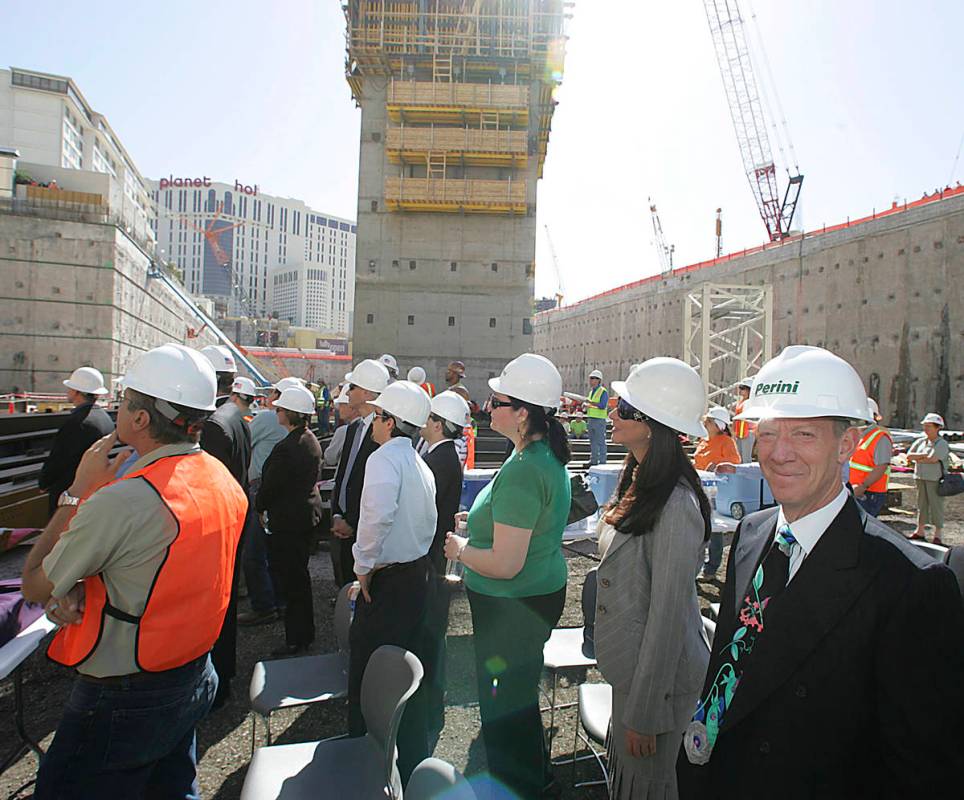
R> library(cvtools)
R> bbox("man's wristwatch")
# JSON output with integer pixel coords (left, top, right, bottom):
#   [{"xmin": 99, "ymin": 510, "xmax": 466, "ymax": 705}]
[{"xmin": 57, "ymin": 491, "xmax": 81, "ymax": 508}]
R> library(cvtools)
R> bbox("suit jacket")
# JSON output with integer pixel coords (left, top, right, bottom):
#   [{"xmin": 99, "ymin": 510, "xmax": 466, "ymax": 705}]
[
  {"xmin": 594, "ymin": 483, "xmax": 711, "ymax": 735},
  {"xmin": 331, "ymin": 419, "xmax": 379, "ymax": 532},
  {"xmin": 677, "ymin": 497, "xmax": 964, "ymax": 799},
  {"xmin": 201, "ymin": 398, "xmax": 252, "ymax": 488},
  {"xmin": 39, "ymin": 403, "xmax": 115, "ymax": 513},
  {"xmin": 256, "ymin": 426, "xmax": 323, "ymax": 533},
  {"xmin": 422, "ymin": 439, "xmax": 463, "ymax": 573}
]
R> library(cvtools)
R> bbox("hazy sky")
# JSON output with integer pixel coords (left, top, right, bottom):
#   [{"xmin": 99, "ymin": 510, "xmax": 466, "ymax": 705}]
[{"xmin": 7, "ymin": 1, "xmax": 963, "ymax": 303}]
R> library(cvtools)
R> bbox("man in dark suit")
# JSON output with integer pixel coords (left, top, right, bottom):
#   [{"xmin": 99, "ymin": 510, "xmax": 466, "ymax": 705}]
[
  {"xmin": 330, "ymin": 358, "xmax": 391, "ymax": 587},
  {"xmin": 200, "ymin": 345, "xmax": 252, "ymax": 708},
  {"xmin": 677, "ymin": 346, "xmax": 964, "ymax": 799},
  {"xmin": 39, "ymin": 367, "xmax": 115, "ymax": 518}
]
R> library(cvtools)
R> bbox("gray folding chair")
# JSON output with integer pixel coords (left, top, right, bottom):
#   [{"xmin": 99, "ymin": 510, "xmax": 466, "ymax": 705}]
[
  {"xmin": 241, "ymin": 645, "xmax": 424, "ymax": 800},
  {"xmin": 702, "ymin": 615, "xmax": 717, "ymax": 646},
  {"xmin": 570, "ymin": 681, "xmax": 611, "ymax": 788},
  {"xmin": 405, "ymin": 757, "xmax": 477, "ymax": 800},
  {"xmin": 708, "ymin": 602, "xmax": 720, "ymax": 621},
  {"xmin": 248, "ymin": 583, "xmax": 353, "ymax": 751}
]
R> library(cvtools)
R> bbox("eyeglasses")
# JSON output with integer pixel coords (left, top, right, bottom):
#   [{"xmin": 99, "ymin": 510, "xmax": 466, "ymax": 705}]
[
  {"xmin": 373, "ymin": 411, "xmax": 393, "ymax": 423},
  {"xmin": 488, "ymin": 396, "xmax": 514, "ymax": 410},
  {"xmin": 616, "ymin": 398, "xmax": 650, "ymax": 423}
]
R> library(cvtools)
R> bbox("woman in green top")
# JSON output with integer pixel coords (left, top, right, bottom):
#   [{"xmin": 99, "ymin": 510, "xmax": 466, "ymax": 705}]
[{"xmin": 444, "ymin": 353, "xmax": 571, "ymax": 798}]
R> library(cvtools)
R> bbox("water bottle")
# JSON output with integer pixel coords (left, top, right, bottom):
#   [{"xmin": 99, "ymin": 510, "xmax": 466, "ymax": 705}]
[{"xmin": 444, "ymin": 519, "xmax": 468, "ymax": 585}]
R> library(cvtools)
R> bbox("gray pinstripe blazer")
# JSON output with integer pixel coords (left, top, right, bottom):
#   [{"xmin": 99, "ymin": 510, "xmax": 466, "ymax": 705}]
[{"xmin": 595, "ymin": 482, "xmax": 711, "ymax": 735}]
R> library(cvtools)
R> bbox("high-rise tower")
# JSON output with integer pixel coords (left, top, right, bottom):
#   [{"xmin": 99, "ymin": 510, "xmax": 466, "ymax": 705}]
[{"xmin": 344, "ymin": 0, "xmax": 569, "ymax": 394}]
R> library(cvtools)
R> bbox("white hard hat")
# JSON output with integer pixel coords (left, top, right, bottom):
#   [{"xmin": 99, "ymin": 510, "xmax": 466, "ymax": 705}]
[
  {"xmin": 430, "ymin": 390, "xmax": 471, "ymax": 428},
  {"xmin": 589, "ymin": 369, "xmax": 603, "ymax": 380},
  {"xmin": 735, "ymin": 346, "xmax": 873, "ymax": 424},
  {"xmin": 737, "ymin": 377, "xmax": 754, "ymax": 389},
  {"xmin": 272, "ymin": 376, "xmax": 305, "ymax": 393},
  {"xmin": 232, "ymin": 376, "xmax": 257, "ymax": 397},
  {"xmin": 920, "ymin": 412, "xmax": 945, "ymax": 428},
  {"xmin": 612, "ymin": 358, "xmax": 707, "ymax": 438},
  {"xmin": 488, "ymin": 353, "xmax": 562, "ymax": 410},
  {"xmin": 200, "ymin": 345, "xmax": 237, "ymax": 374},
  {"xmin": 63, "ymin": 366, "xmax": 109, "ymax": 396},
  {"xmin": 407, "ymin": 366, "xmax": 427, "ymax": 384},
  {"xmin": 274, "ymin": 385, "xmax": 315, "ymax": 415},
  {"xmin": 122, "ymin": 344, "xmax": 217, "ymax": 411},
  {"xmin": 347, "ymin": 359, "xmax": 391, "ymax": 394},
  {"xmin": 867, "ymin": 398, "xmax": 880, "ymax": 419},
  {"xmin": 706, "ymin": 406, "xmax": 732, "ymax": 429},
  {"xmin": 334, "ymin": 386, "xmax": 350, "ymax": 405},
  {"xmin": 379, "ymin": 353, "xmax": 399, "ymax": 374},
  {"xmin": 372, "ymin": 380, "xmax": 431, "ymax": 427}
]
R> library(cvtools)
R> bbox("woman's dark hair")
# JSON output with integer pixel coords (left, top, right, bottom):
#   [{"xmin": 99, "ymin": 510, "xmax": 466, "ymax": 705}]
[
  {"xmin": 278, "ymin": 407, "xmax": 310, "ymax": 429},
  {"xmin": 510, "ymin": 398, "xmax": 571, "ymax": 465},
  {"xmin": 604, "ymin": 417, "xmax": 711, "ymax": 541},
  {"xmin": 431, "ymin": 413, "xmax": 462, "ymax": 440}
]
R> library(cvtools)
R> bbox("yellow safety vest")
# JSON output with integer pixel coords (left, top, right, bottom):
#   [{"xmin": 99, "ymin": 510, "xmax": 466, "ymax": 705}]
[{"xmin": 587, "ymin": 386, "xmax": 608, "ymax": 419}]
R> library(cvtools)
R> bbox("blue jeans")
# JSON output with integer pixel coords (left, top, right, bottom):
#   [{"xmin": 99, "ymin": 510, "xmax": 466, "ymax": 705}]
[
  {"xmin": 243, "ymin": 479, "xmax": 277, "ymax": 613},
  {"xmin": 35, "ymin": 655, "xmax": 217, "ymax": 800},
  {"xmin": 855, "ymin": 490, "xmax": 887, "ymax": 517},
  {"xmin": 587, "ymin": 417, "xmax": 607, "ymax": 465},
  {"xmin": 703, "ymin": 532, "xmax": 724, "ymax": 575}
]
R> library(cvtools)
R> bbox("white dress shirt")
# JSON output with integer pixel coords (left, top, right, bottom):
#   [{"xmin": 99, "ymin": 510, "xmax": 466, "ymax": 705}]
[
  {"xmin": 776, "ymin": 487, "xmax": 848, "ymax": 583},
  {"xmin": 352, "ymin": 436, "xmax": 438, "ymax": 575}
]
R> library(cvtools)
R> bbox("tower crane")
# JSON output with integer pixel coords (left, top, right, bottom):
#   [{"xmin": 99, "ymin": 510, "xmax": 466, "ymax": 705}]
[
  {"xmin": 648, "ymin": 198, "xmax": 674, "ymax": 275},
  {"xmin": 543, "ymin": 224, "xmax": 566, "ymax": 308},
  {"xmin": 703, "ymin": 0, "xmax": 803, "ymax": 241}
]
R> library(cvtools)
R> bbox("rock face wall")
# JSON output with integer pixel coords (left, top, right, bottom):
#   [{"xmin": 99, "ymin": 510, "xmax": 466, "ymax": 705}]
[
  {"xmin": 535, "ymin": 192, "xmax": 964, "ymax": 428},
  {"xmin": 0, "ymin": 213, "xmax": 220, "ymax": 393}
]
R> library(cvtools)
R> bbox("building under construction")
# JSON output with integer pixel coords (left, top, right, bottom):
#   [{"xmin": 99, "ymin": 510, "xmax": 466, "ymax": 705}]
[{"xmin": 344, "ymin": 0, "xmax": 569, "ymax": 393}]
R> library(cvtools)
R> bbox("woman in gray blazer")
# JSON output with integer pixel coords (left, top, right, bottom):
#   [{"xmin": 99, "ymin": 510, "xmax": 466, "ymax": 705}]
[{"xmin": 595, "ymin": 358, "xmax": 713, "ymax": 799}]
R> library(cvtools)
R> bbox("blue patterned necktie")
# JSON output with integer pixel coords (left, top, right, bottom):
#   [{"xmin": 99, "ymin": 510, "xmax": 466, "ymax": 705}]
[{"xmin": 684, "ymin": 523, "xmax": 799, "ymax": 764}]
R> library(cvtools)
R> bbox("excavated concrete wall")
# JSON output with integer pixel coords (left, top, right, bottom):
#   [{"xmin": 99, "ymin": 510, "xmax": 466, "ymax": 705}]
[{"xmin": 535, "ymin": 193, "xmax": 964, "ymax": 428}]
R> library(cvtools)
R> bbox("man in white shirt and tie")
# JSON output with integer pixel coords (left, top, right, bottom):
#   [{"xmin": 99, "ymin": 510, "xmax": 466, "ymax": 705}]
[{"xmin": 348, "ymin": 380, "xmax": 437, "ymax": 787}]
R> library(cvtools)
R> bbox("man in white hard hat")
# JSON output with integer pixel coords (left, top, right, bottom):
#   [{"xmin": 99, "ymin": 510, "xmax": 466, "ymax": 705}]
[
  {"xmin": 348, "ymin": 380, "xmax": 437, "ymax": 784},
  {"xmin": 39, "ymin": 366, "xmax": 115, "ymax": 518},
  {"xmin": 731, "ymin": 378, "xmax": 756, "ymax": 463},
  {"xmin": 407, "ymin": 365, "xmax": 435, "ymax": 397},
  {"xmin": 323, "ymin": 386, "xmax": 359, "ymax": 468},
  {"xmin": 379, "ymin": 353, "xmax": 399, "ymax": 381},
  {"xmin": 330, "ymin": 359, "xmax": 391, "ymax": 587},
  {"xmin": 586, "ymin": 368, "xmax": 609, "ymax": 465},
  {"xmin": 200, "ymin": 344, "xmax": 237, "ymax": 399},
  {"xmin": 230, "ymin": 376, "xmax": 258, "ymax": 422},
  {"xmin": 847, "ymin": 397, "xmax": 893, "ymax": 517},
  {"xmin": 22, "ymin": 344, "xmax": 247, "ymax": 798},
  {"xmin": 678, "ymin": 346, "xmax": 964, "ymax": 798}
]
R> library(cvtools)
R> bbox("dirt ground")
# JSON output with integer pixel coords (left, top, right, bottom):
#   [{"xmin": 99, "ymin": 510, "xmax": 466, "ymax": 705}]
[{"xmin": 1, "ymin": 487, "xmax": 961, "ymax": 798}]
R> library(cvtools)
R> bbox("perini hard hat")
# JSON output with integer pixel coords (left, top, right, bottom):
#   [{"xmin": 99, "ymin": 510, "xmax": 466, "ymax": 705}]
[
  {"xmin": 200, "ymin": 345, "xmax": 237, "ymax": 374},
  {"xmin": 347, "ymin": 359, "xmax": 391, "ymax": 394},
  {"xmin": 231, "ymin": 376, "xmax": 257, "ymax": 397},
  {"xmin": 372, "ymin": 381, "xmax": 431, "ymax": 427},
  {"xmin": 274, "ymin": 386, "xmax": 316, "ymax": 415},
  {"xmin": 430, "ymin": 390, "xmax": 471, "ymax": 428},
  {"xmin": 407, "ymin": 366, "xmax": 427, "ymax": 384},
  {"xmin": 612, "ymin": 358, "xmax": 707, "ymax": 438},
  {"xmin": 734, "ymin": 346, "xmax": 873, "ymax": 424},
  {"xmin": 122, "ymin": 344, "xmax": 217, "ymax": 411},
  {"xmin": 488, "ymin": 353, "xmax": 562, "ymax": 410},
  {"xmin": 920, "ymin": 412, "xmax": 945, "ymax": 428},
  {"xmin": 63, "ymin": 366, "xmax": 109, "ymax": 396},
  {"xmin": 589, "ymin": 369, "xmax": 603, "ymax": 380}
]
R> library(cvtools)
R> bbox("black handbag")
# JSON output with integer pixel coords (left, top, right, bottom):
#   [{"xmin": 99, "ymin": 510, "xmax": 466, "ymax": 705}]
[
  {"xmin": 568, "ymin": 474, "xmax": 599, "ymax": 524},
  {"xmin": 938, "ymin": 461, "xmax": 964, "ymax": 497}
]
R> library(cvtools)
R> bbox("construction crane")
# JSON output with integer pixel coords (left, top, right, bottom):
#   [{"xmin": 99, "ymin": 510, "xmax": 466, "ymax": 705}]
[
  {"xmin": 648, "ymin": 198, "xmax": 674, "ymax": 275},
  {"xmin": 543, "ymin": 225, "xmax": 566, "ymax": 308},
  {"xmin": 703, "ymin": 0, "xmax": 803, "ymax": 241}
]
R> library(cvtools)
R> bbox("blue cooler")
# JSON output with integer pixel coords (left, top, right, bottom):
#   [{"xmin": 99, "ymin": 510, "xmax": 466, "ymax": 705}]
[
  {"xmin": 714, "ymin": 464, "xmax": 775, "ymax": 520},
  {"xmin": 586, "ymin": 464, "xmax": 623, "ymax": 508},
  {"xmin": 461, "ymin": 468, "xmax": 498, "ymax": 511}
]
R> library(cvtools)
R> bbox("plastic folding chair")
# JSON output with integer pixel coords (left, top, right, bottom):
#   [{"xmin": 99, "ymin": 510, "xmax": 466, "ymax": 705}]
[
  {"xmin": 568, "ymin": 681, "xmax": 611, "ymax": 788},
  {"xmin": 248, "ymin": 583, "xmax": 352, "ymax": 751},
  {"xmin": 702, "ymin": 615, "xmax": 717, "ymax": 646},
  {"xmin": 241, "ymin": 645, "xmax": 423, "ymax": 800},
  {"xmin": 406, "ymin": 757, "xmax": 477, "ymax": 800}
]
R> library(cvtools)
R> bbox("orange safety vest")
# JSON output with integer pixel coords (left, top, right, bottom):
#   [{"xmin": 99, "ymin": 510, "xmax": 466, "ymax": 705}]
[
  {"xmin": 421, "ymin": 382, "xmax": 436, "ymax": 398},
  {"xmin": 48, "ymin": 451, "xmax": 248, "ymax": 672},
  {"xmin": 733, "ymin": 399, "xmax": 755, "ymax": 439},
  {"xmin": 848, "ymin": 426, "xmax": 892, "ymax": 493},
  {"xmin": 464, "ymin": 423, "xmax": 476, "ymax": 469}
]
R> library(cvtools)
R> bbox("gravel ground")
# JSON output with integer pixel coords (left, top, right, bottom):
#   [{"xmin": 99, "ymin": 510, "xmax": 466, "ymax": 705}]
[{"xmin": 2, "ymin": 486, "xmax": 961, "ymax": 798}]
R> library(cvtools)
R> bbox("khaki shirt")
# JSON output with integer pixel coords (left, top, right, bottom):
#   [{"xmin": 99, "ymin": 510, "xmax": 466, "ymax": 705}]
[{"xmin": 43, "ymin": 443, "xmax": 197, "ymax": 677}]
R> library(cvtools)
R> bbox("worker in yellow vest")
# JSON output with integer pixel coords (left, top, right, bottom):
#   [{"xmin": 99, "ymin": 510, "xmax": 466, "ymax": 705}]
[
  {"xmin": 849, "ymin": 397, "xmax": 893, "ymax": 517},
  {"xmin": 586, "ymin": 369, "xmax": 609, "ymax": 465},
  {"xmin": 732, "ymin": 378, "xmax": 756, "ymax": 463}
]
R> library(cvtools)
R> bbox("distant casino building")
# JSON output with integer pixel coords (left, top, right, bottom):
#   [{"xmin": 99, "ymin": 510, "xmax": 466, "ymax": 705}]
[{"xmin": 148, "ymin": 177, "xmax": 356, "ymax": 333}]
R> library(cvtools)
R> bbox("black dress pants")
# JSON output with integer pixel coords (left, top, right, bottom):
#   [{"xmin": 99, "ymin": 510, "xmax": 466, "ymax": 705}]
[
  {"xmin": 266, "ymin": 528, "xmax": 315, "ymax": 647},
  {"xmin": 211, "ymin": 506, "xmax": 248, "ymax": 692},
  {"xmin": 467, "ymin": 586, "xmax": 566, "ymax": 799},
  {"xmin": 330, "ymin": 534, "xmax": 357, "ymax": 588}
]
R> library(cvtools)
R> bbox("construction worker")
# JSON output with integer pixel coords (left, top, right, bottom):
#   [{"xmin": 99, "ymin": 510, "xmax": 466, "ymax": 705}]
[
  {"xmin": 200, "ymin": 345, "xmax": 252, "ymax": 709},
  {"xmin": 693, "ymin": 406, "xmax": 742, "ymax": 472},
  {"xmin": 230, "ymin": 376, "xmax": 258, "ymax": 422},
  {"xmin": 678, "ymin": 346, "xmax": 964, "ymax": 798},
  {"xmin": 330, "ymin": 359, "xmax": 391, "ymax": 587},
  {"xmin": 445, "ymin": 360, "xmax": 469, "ymax": 398},
  {"xmin": 379, "ymin": 353, "xmax": 400, "ymax": 381},
  {"xmin": 586, "ymin": 368, "xmax": 609, "ymax": 465},
  {"xmin": 408, "ymin": 365, "xmax": 435, "ymax": 397},
  {"xmin": 22, "ymin": 344, "xmax": 247, "ymax": 798},
  {"xmin": 39, "ymin": 366, "xmax": 115, "ymax": 518},
  {"xmin": 315, "ymin": 380, "xmax": 333, "ymax": 435},
  {"xmin": 569, "ymin": 411, "xmax": 588, "ymax": 439},
  {"xmin": 732, "ymin": 378, "xmax": 756, "ymax": 463},
  {"xmin": 848, "ymin": 397, "xmax": 893, "ymax": 517},
  {"xmin": 348, "ymin": 381, "xmax": 437, "ymax": 783}
]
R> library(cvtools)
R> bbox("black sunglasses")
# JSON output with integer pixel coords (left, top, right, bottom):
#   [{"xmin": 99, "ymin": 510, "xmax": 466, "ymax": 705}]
[
  {"xmin": 616, "ymin": 398, "xmax": 650, "ymax": 423},
  {"xmin": 373, "ymin": 411, "xmax": 393, "ymax": 423},
  {"xmin": 488, "ymin": 396, "xmax": 514, "ymax": 410},
  {"xmin": 348, "ymin": 383, "xmax": 359, "ymax": 392}
]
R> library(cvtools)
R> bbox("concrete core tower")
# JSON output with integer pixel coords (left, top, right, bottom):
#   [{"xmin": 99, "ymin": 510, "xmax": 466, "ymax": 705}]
[{"xmin": 344, "ymin": 0, "xmax": 568, "ymax": 396}]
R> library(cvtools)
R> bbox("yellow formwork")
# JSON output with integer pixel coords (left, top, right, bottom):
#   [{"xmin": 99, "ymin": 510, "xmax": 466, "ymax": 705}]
[{"xmin": 384, "ymin": 176, "xmax": 527, "ymax": 215}]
